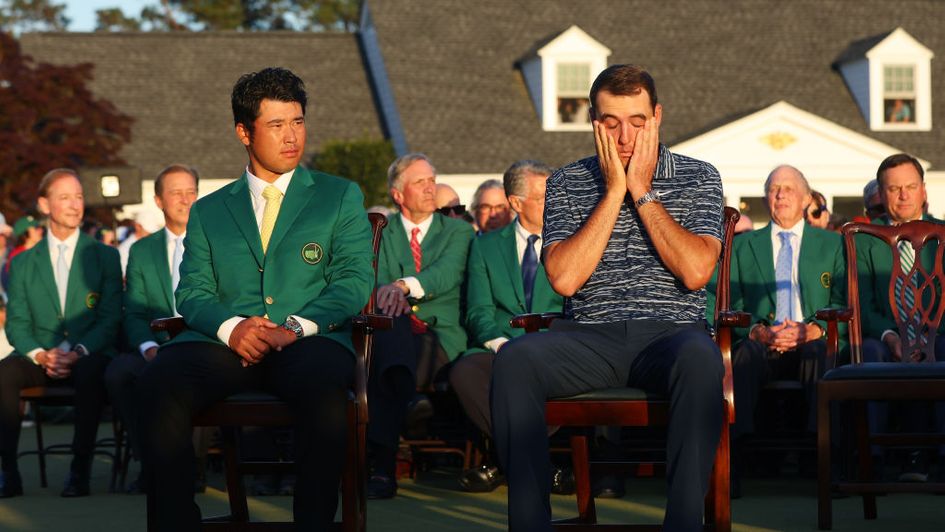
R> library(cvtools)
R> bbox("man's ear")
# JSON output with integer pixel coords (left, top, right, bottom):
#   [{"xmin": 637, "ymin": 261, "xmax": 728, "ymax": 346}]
[
  {"xmin": 236, "ymin": 123, "xmax": 251, "ymax": 147},
  {"xmin": 390, "ymin": 188, "xmax": 403, "ymax": 207},
  {"xmin": 653, "ymin": 103, "xmax": 663, "ymax": 126},
  {"xmin": 508, "ymin": 195, "xmax": 524, "ymax": 215},
  {"xmin": 37, "ymin": 196, "xmax": 50, "ymax": 216}
]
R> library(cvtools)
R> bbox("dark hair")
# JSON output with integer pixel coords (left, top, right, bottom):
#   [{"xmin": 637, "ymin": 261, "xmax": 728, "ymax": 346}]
[
  {"xmin": 876, "ymin": 153, "xmax": 924, "ymax": 187},
  {"xmin": 589, "ymin": 64, "xmax": 658, "ymax": 114},
  {"xmin": 38, "ymin": 168, "xmax": 79, "ymax": 198},
  {"xmin": 155, "ymin": 164, "xmax": 200, "ymax": 196},
  {"xmin": 231, "ymin": 67, "xmax": 307, "ymax": 135}
]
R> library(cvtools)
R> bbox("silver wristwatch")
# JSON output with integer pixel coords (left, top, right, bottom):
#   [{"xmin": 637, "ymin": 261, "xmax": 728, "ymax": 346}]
[
  {"xmin": 634, "ymin": 190, "xmax": 662, "ymax": 209},
  {"xmin": 282, "ymin": 316, "xmax": 304, "ymax": 338}
]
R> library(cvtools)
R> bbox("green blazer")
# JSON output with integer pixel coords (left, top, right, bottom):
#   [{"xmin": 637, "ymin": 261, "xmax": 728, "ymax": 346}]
[
  {"xmin": 124, "ymin": 228, "xmax": 175, "ymax": 349},
  {"xmin": 729, "ymin": 224, "xmax": 846, "ymax": 344},
  {"xmin": 377, "ymin": 212, "xmax": 474, "ymax": 360},
  {"xmin": 464, "ymin": 221, "xmax": 564, "ymax": 350},
  {"xmin": 171, "ymin": 166, "xmax": 375, "ymax": 353},
  {"xmin": 5, "ymin": 232, "xmax": 122, "ymax": 357},
  {"xmin": 856, "ymin": 214, "xmax": 945, "ymax": 340}
]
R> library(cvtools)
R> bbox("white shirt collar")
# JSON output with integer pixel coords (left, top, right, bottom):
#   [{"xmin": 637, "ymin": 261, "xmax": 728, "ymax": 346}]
[
  {"xmin": 47, "ymin": 228, "xmax": 80, "ymax": 252},
  {"xmin": 246, "ymin": 166, "xmax": 295, "ymax": 200},
  {"xmin": 400, "ymin": 212, "xmax": 434, "ymax": 239},
  {"xmin": 773, "ymin": 218, "xmax": 805, "ymax": 239},
  {"xmin": 164, "ymin": 226, "xmax": 186, "ymax": 245},
  {"xmin": 514, "ymin": 217, "xmax": 540, "ymax": 242}
]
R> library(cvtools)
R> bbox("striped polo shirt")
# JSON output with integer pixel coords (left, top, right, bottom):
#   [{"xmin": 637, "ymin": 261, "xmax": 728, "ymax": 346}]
[{"xmin": 542, "ymin": 145, "xmax": 723, "ymax": 323}]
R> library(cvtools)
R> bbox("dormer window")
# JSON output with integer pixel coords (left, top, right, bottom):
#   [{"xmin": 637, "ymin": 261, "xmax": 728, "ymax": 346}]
[
  {"xmin": 834, "ymin": 28, "xmax": 933, "ymax": 132},
  {"xmin": 518, "ymin": 25, "xmax": 610, "ymax": 131},
  {"xmin": 882, "ymin": 64, "xmax": 915, "ymax": 124}
]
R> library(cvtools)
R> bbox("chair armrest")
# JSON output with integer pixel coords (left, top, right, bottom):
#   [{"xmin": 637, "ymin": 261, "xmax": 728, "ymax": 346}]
[
  {"xmin": 510, "ymin": 312, "xmax": 565, "ymax": 333},
  {"xmin": 814, "ymin": 308, "xmax": 853, "ymax": 323},
  {"xmin": 352, "ymin": 313, "xmax": 394, "ymax": 332},
  {"xmin": 814, "ymin": 307, "xmax": 852, "ymax": 369},
  {"xmin": 150, "ymin": 317, "xmax": 186, "ymax": 339},
  {"xmin": 717, "ymin": 310, "xmax": 751, "ymax": 329}
]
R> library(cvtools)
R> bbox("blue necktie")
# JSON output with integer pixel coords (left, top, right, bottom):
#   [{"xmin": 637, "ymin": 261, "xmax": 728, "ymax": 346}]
[
  {"xmin": 171, "ymin": 236, "xmax": 184, "ymax": 315},
  {"xmin": 522, "ymin": 234, "xmax": 539, "ymax": 312},
  {"xmin": 55, "ymin": 243, "xmax": 69, "ymax": 313},
  {"xmin": 775, "ymin": 231, "xmax": 795, "ymax": 323}
]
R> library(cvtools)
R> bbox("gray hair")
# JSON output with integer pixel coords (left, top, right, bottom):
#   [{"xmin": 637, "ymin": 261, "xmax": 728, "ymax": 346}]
[
  {"xmin": 471, "ymin": 179, "xmax": 505, "ymax": 210},
  {"xmin": 502, "ymin": 160, "xmax": 555, "ymax": 198},
  {"xmin": 763, "ymin": 164, "xmax": 811, "ymax": 194},
  {"xmin": 862, "ymin": 179, "xmax": 880, "ymax": 208},
  {"xmin": 387, "ymin": 152, "xmax": 435, "ymax": 191}
]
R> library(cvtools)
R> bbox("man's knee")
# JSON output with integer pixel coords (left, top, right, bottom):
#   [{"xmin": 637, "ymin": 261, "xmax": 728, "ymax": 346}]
[
  {"xmin": 862, "ymin": 338, "xmax": 890, "ymax": 363},
  {"xmin": 672, "ymin": 331, "xmax": 724, "ymax": 379},
  {"xmin": 732, "ymin": 339, "xmax": 767, "ymax": 369}
]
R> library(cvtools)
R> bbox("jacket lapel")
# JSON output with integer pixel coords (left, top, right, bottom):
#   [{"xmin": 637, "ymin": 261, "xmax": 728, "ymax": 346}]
[
  {"xmin": 499, "ymin": 224, "xmax": 526, "ymax": 308},
  {"xmin": 749, "ymin": 225, "xmax": 777, "ymax": 308},
  {"xmin": 64, "ymin": 233, "xmax": 92, "ymax": 318},
  {"xmin": 798, "ymin": 228, "xmax": 816, "ymax": 317},
  {"xmin": 264, "ymin": 167, "xmax": 315, "ymax": 261},
  {"xmin": 34, "ymin": 239, "xmax": 62, "ymax": 316},
  {"xmin": 152, "ymin": 229, "xmax": 174, "ymax": 311},
  {"xmin": 387, "ymin": 214, "xmax": 414, "ymax": 276},
  {"xmin": 223, "ymin": 174, "xmax": 264, "ymax": 269}
]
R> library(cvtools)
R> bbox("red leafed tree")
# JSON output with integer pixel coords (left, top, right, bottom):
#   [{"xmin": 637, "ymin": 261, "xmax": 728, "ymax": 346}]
[{"xmin": 0, "ymin": 31, "xmax": 132, "ymax": 222}]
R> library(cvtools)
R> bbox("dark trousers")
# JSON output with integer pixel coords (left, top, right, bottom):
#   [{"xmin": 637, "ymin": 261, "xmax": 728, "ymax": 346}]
[
  {"xmin": 0, "ymin": 352, "xmax": 110, "ymax": 474},
  {"xmin": 449, "ymin": 350, "xmax": 494, "ymax": 437},
  {"xmin": 731, "ymin": 338, "xmax": 826, "ymax": 438},
  {"xmin": 491, "ymin": 319, "xmax": 723, "ymax": 532},
  {"xmin": 137, "ymin": 337, "xmax": 354, "ymax": 532}
]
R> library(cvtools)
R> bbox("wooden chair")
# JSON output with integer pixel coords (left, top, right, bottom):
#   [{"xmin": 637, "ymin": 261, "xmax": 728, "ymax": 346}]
[
  {"xmin": 815, "ymin": 220, "xmax": 945, "ymax": 530},
  {"xmin": 18, "ymin": 386, "xmax": 123, "ymax": 492},
  {"xmin": 148, "ymin": 212, "xmax": 392, "ymax": 532},
  {"xmin": 511, "ymin": 206, "xmax": 746, "ymax": 531}
]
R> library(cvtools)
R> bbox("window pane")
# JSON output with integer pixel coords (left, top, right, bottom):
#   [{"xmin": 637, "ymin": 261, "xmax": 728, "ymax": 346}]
[
  {"xmin": 884, "ymin": 98, "xmax": 915, "ymax": 123},
  {"xmin": 557, "ymin": 97, "xmax": 591, "ymax": 124},
  {"xmin": 557, "ymin": 63, "xmax": 590, "ymax": 94},
  {"xmin": 883, "ymin": 64, "xmax": 914, "ymax": 93}
]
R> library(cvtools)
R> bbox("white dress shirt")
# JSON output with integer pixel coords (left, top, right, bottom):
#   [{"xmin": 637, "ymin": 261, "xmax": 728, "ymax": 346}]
[
  {"xmin": 397, "ymin": 212, "xmax": 435, "ymax": 298},
  {"xmin": 770, "ymin": 219, "xmax": 805, "ymax": 323},
  {"xmin": 216, "ymin": 168, "xmax": 319, "ymax": 347}
]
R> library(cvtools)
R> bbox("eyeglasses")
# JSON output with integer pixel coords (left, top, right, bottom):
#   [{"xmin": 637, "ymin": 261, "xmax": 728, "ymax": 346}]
[
  {"xmin": 437, "ymin": 204, "xmax": 466, "ymax": 217},
  {"xmin": 865, "ymin": 204, "xmax": 886, "ymax": 219},
  {"xmin": 475, "ymin": 203, "xmax": 509, "ymax": 214},
  {"xmin": 807, "ymin": 204, "xmax": 828, "ymax": 218}
]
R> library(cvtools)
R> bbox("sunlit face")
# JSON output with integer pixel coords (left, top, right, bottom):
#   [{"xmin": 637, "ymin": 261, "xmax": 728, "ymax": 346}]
[
  {"xmin": 593, "ymin": 89, "xmax": 662, "ymax": 166},
  {"xmin": 509, "ymin": 172, "xmax": 548, "ymax": 233},
  {"xmin": 765, "ymin": 167, "xmax": 810, "ymax": 229},
  {"xmin": 154, "ymin": 171, "xmax": 198, "ymax": 231},
  {"xmin": 237, "ymin": 99, "xmax": 306, "ymax": 181},
  {"xmin": 474, "ymin": 188, "xmax": 511, "ymax": 233},
  {"xmin": 880, "ymin": 163, "xmax": 926, "ymax": 223},
  {"xmin": 392, "ymin": 159, "xmax": 437, "ymax": 220},
  {"xmin": 435, "ymin": 184, "xmax": 460, "ymax": 208},
  {"xmin": 38, "ymin": 175, "xmax": 84, "ymax": 234}
]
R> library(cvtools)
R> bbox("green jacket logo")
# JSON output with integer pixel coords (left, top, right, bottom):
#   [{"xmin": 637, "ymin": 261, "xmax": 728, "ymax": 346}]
[{"xmin": 301, "ymin": 242, "xmax": 324, "ymax": 265}]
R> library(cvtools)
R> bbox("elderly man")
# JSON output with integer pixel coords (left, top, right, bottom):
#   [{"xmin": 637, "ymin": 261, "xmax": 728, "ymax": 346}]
[
  {"xmin": 434, "ymin": 183, "xmax": 466, "ymax": 220},
  {"xmin": 471, "ymin": 179, "xmax": 511, "ymax": 234},
  {"xmin": 368, "ymin": 153, "xmax": 474, "ymax": 498},
  {"xmin": 727, "ymin": 165, "xmax": 845, "ymax": 492},
  {"xmin": 858, "ymin": 153, "xmax": 944, "ymax": 482},
  {"xmin": 449, "ymin": 160, "xmax": 563, "ymax": 492},
  {"xmin": 104, "ymin": 164, "xmax": 199, "ymax": 493},
  {"xmin": 0, "ymin": 169, "xmax": 122, "ymax": 498},
  {"xmin": 491, "ymin": 64, "xmax": 725, "ymax": 531}
]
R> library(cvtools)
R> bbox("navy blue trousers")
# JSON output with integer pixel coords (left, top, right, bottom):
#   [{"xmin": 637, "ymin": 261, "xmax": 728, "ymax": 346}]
[{"xmin": 491, "ymin": 319, "xmax": 723, "ymax": 532}]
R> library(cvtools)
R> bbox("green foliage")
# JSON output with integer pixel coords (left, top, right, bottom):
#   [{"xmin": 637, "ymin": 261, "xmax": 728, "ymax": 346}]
[
  {"xmin": 157, "ymin": 0, "xmax": 360, "ymax": 31},
  {"xmin": 0, "ymin": 32, "xmax": 133, "ymax": 222},
  {"xmin": 95, "ymin": 8, "xmax": 141, "ymax": 32},
  {"xmin": 312, "ymin": 137, "xmax": 395, "ymax": 208},
  {"xmin": 0, "ymin": 0, "xmax": 69, "ymax": 32}
]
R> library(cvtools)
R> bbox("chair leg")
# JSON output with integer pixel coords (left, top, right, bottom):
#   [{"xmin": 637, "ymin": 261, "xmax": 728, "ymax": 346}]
[
  {"xmin": 706, "ymin": 410, "xmax": 731, "ymax": 532},
  {"xmin": 341, "ymin": 404, "xmax": 357, "ymax": 532},
  {"xmin": 853, "ymin": 401, "xmax": 877, "ymax": 520},
  {"xmin": 221, "ymin": 426, "xmax": 249, "ymax": 522},
  {"xmin": 110, "ymin": 417, "xmax": 122, "ymax": 493},
  {"xmin": 33, "ymin": 403, "xmax": 48, "ymax": 488},
  {"xmin": 569, "ymin": 433, "xmax": 596, "ymax": 524},
  {"xmin": 817, "ymin": 385, "xmax": 832, "ymax": 530}
]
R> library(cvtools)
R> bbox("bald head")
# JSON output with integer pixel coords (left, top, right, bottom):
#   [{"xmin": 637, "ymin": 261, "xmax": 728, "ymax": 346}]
[
  {"xmin": 764, "ymin": 165, "xmax": 813, "ymax": 229},
  {"xmin": 435, "ymin": 183, "xmax": 460, "ymax": 208}
]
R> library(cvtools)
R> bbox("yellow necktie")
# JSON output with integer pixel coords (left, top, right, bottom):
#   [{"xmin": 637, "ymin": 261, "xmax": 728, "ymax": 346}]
[{"xmin": 260, "ymin": 185, "xmax": 283, "ymax": 253}]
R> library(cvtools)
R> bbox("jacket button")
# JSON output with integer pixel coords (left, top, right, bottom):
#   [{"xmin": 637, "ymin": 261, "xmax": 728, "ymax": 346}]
[
  {"xmin": 265, "ymin": 296, "xmax": 274, "ymax": 305},
  {"xmin": 767, "ymin": 312, "xmax": 775, "ymax": 320},
  {"xmin": 328, "ymin": 323, "xmax": 337, "ymax": 331},
  {"xmin": 411, "ymin": 305, "xmax": 419, "ymax": 313},
  {"xmin": 63, "ymin": 331, "xmax": 69, "ymax": 337}
]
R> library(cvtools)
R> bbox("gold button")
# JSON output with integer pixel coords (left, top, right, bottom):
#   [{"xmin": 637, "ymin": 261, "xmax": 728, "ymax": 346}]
[
  {"xmin": 328, "ymin": 323, "xmax": 337, "ymax": 331},
  {"xmin": 411, "ymin": 305, "xmax": 419, "ymax": 313},
  {"xmin": 767, "ymin": 312, "xmax": 775, "ymax": 320},
  {"xmin": 63, "ymin": 331, "xmax": 69, "ymax": 337},
  {"xmin": 265, "ymin": 296, "xmax": 274, "ymax": 305}
]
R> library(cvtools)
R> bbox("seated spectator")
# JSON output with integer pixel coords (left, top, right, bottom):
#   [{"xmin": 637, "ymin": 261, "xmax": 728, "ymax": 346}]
[
  {"xmin": 858, "ymin": 153, "xmax": 945, "ymax": 482},
  {"xmin": 4, "ymin": 215, "xmax": 44, "ymax": 277},
  {"xmin": 0, "ymin": 299, "xmax": 12, "ymax": 360},
  {"xmin": 863, "ymin": 179, "xmax": 885, "ymax": 221},
  {"xmin": 728, "ymin": 165, "xmax": 845, "ymax": 495},
  {"xmin": 449, "ymin": 160, "xmax": 563, "ymax": 492},
  {"xmin": 435, "ymin": 183, "xmax": 467, "ymax": 220},
  {"xmin": 0, "ymin": 168, "xmax": 122, "ymax": 498},
  {"xmin": 805, "ymin": 189, "xmax": 830, "ymax": 229},
  {"xmin": 470, "ymin": 179, "xmax": 511, "ymax": 234},
  {"xmin": 368, "ymin": 153, "xmax": 474, "ymax": 499}
]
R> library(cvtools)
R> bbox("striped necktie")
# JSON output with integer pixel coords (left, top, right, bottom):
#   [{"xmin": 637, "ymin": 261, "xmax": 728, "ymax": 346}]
[
  {"xmin": 408, "ymin": 227, "xmax": 427, "ymax": 333},
  {"xmin": 894, "ymin": 240, "xmax": 917, "ymax": 341}
]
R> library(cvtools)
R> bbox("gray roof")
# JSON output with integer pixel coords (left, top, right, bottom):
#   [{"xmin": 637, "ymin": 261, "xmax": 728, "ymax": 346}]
[
  {"xmin": 20, "ymin": 31, "xmax": 385, "ymax": 181},
  {"xmin": 367, "ymin": 0, "xmax": 945, "ymax": 172}
]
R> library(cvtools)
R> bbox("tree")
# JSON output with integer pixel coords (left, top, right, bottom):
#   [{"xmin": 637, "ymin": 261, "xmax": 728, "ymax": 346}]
[
  {"xmin": 95, "ymin": 8, "xmax": 142, "ymax": 32},
  {"xmin": 0, "ymin": 32, "xmax": 133, "ymax": 223},
  {"xmin": 312, "ymin": 137, "xmax": 395, "ymax": 208},
  {"xmin": 0, "ymin": 0, "xmax": 69, "ymax": 32}
]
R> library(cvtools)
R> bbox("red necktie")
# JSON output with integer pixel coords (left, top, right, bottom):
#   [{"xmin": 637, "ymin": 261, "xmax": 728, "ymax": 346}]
[{"xmin": 409, "ymin": 227, "xmax": 427, "ymax": 333}]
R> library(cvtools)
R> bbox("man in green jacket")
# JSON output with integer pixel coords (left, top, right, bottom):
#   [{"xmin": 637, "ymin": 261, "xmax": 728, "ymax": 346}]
[
  {"xmin": 0, "ymin": 168, "xmax": 122, "ymax": 498},
  {"xmin": 368, "ymin": 153, "xmax": 474, "ymax": 498},
  {"xmin": 857, "ymin": 153, "xmax": 944, "ymax": 481},
  {"xmin": 728, "ymin": 165, "xmax": 845, "ymax": 462},
  {"xmin": 104, "ymin": 164, "xmax": 198, "ymax": 493},
  {"xmin": 136, "ymin": 68, "xmax": 375, "ymax": 531},
  {"xmin": 449, "ymin": 160, "xmax": 563, "ymax": 492}
]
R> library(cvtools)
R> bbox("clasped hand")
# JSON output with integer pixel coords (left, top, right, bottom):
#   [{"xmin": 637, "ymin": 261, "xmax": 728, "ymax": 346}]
[
  {"xmin": 228, "ymin": 316, "xmax": 297, "ymax": 367},
  {"xmin": 38, "ymin": 348, "xmax": 79, "ymax": 379},
  {"xmin": 376, "ymin": 282, "xmax": 411, "ymax": 317},
  {"xmin": 754, "ymin": 319, "xmax": 816, "ymax": 354},
  {"xmin": 593, "ymin": 117, "xmax": 660, "ymax": 201}
]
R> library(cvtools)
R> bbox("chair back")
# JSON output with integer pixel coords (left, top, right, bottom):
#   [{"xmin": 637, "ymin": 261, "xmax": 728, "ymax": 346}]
[
  {"xmin": 842, "ymin": 220, "xmax": 945, "ymax": 364},
  {"xmin": 715, "ymin": 206, "xmax": 741, "ymax": 417}
]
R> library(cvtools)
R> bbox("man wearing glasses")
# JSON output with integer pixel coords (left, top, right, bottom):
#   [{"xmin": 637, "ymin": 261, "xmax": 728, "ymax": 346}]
[{"xmin": 470, "ymin": 179, "xmax": 512, "ymax": 234}]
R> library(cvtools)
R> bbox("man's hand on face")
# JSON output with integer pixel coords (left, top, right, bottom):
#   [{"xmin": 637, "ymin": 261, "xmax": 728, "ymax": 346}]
[
  {"xmin": 625, "ymin": 117, "xmax": 660, "ymax": 200},
  {"xmin": 593, "ymin": 120, "xmax": 631, "ymax": 200},
  {"xmin": 229, "ymin": 316, "xmax": 280, "ymax": 367},
  {"xmin": 376, "ymin": 282, "xmax": 411, "ymax": 317}
]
